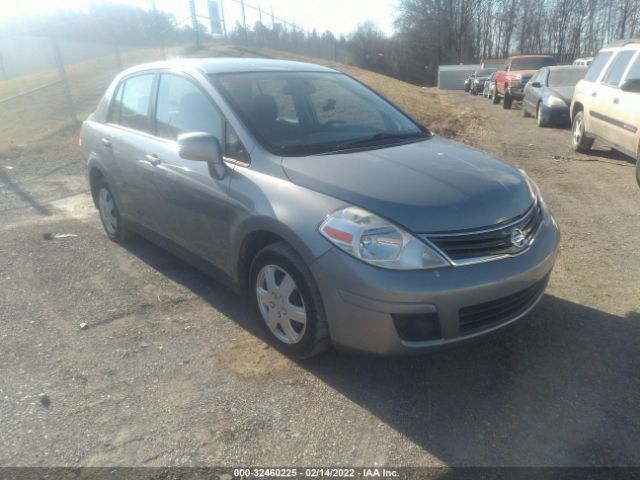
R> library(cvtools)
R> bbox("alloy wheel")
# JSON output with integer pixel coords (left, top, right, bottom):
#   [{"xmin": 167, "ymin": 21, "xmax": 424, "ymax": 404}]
[
  {"xmin": 98, "ymin": 187, "xmax": 118, "ymax": 236},
  {"xmin": 255, "ymin": 264, "xmax": 307, "ymax": 344}
]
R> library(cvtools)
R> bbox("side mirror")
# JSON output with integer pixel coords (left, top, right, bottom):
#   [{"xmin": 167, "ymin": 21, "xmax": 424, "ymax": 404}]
[
  {"xmin": 620, "ymin": 78, "xmax": 640, "ymax": 93},
  {"xmin": 178, "ymin": 132, "xmax": 225, "ymax": 179},
  {"xmin": 531, "ymin": 82, "xmax": 542, "ymax": 88}
]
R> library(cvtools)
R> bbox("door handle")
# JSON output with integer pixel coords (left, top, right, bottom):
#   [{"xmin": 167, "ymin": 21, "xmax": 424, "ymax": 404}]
[
  {"xmin": 613, "ymin": 97, "xmax": 620, "ymax": 104},
  {"xmin": 591, "ymin": 91, "xmax": 597, "ymax": 97},
  {"xmin": 144, "ymin": 154, "xmax": 161, "ymax": 166},
  {"xmin": 101, "ymin": 138, "xmax": 112, "ymax": 148}
]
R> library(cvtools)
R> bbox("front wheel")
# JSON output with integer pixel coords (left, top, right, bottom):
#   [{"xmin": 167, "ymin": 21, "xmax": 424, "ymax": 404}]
[
  {"xmin": 572, "ymin": 111, "xmax": 593, "ymax": 152},
  {"xmin": 536, "ymin": 103, "xmax": 548, "ymax": 127},
  {"xmin": 503, "ymin": 90, "xmax": 513, "ymax": 109},
  {"xmin": 249, "ymin": 242, "xmax": 330, "ymax": 358}
]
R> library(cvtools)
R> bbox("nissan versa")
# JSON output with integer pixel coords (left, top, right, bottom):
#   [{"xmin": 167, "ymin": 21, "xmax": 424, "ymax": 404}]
[{"xmin": 81, "ymin": 58, "xmax": 560, "ymax": 357}]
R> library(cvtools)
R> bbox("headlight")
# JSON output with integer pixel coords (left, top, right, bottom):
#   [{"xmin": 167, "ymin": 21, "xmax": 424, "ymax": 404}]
[
  {"xmin": 319, "ymin": 206, "xmax": 449, "ymax": 270},
  {"xmin": 520, "ymin": 170, "xmax": 545, "ymax": 206},
  {"xmin": 545, "ymin": 95, "xmax": 567, "ymax": 108}
]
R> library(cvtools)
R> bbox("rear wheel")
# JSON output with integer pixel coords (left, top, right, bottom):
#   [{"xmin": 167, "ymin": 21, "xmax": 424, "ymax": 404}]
[
  {"xmin": 96, "ymin": 180, "xmax": 133, "ymax": 243},
  {"xmin": 503, "ymin": 90, "xmax": 513, "ymax": 109},
  {"xmin": 572, "ymin": 110, "xmax": 593, "ymax": 152},
  {"xmin": 249, "ymin": 242, "xmax": 330, "ymax": 358},
  {"xmin": 492, "ymin": 87, "xmax": 500, "ymax": 104}
]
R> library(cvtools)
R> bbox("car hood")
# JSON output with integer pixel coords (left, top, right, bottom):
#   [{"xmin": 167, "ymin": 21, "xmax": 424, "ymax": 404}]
[
  {"xmin": 547, "ymin": 86, "xmax": 575, "ymax": 105},
  {"xmin": 281, "ymin": 137, "xmax": 535, "ymax": 233}
]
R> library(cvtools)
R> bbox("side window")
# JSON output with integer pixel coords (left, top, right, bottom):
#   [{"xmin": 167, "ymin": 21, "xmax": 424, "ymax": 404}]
[
  {"xmin": 623, "ymin": 52, "xmax": 640, "ymax": 80},
  {"xmin": 108, "ymin": 82, "xmax": 124, "ymax": 123},
  {"xmin": 118, "ymin": 74, "xmax": 155, "ymax": 131},
  {"xmin": 602, "ymin": 50, "xmax": 635, "ymax": 87},
  {"xmin": 225, "ymin": 123, "xmax": 250, "ymax": 163},
  {"xmin": 584, "ymin": 51, "xmax": 614, "ymax": 82},
  {"xmin": 155, "ymin": 74, "xmax": 223, "ymax": 141}
]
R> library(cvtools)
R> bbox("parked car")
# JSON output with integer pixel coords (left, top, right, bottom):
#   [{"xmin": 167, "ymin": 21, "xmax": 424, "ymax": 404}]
[
  {"xmin": 464, "ymin": 74, "xmax": 475, "ymax": 92},
  {"xmin": 571, "ymin": 39, "xmax": 640, "ymax": 186},
  {"xmin": 493, "ymin": 55, "xmax": 557, "ymax": 108},
  {"xmin": 483, "ymin": 71, "xmax": 497, "ymax": 98},
  {"xmin": 470, "ymin": 67, "xmax": 498, "ymax": 95},
  {"xmin": 81, "ymin": 58, "xmax": 560, "ymax": 357},
  {"xmin": 573, "ymin": 57, "xmax": 594, "ymax": 66},
  {"xmin": 522, "ymin": 65, "xmax": 587, "ymax": 127}
]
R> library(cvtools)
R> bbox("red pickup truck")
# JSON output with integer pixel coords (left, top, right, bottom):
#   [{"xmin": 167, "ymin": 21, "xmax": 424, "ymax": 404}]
[{"xmin": 492, "ymin": 55, "xmax": 557, "ymax": 109}]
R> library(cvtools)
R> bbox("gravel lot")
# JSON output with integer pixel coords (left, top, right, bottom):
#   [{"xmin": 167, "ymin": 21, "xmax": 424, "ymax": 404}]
[{"xmin": 1, "ymin": 91, "xmax": 639, "ymax": 467}]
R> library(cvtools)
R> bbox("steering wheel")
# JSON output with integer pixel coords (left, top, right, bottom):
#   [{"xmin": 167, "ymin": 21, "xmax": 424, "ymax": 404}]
[{"xmin": 325, "ymin": 120, "xmax": 345, "ymax": 126}]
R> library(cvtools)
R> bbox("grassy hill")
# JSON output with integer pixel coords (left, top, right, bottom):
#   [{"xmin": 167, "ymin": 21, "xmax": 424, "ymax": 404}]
[{"xmin": 0, "ymin": 44, "xmax": 486, "ymax": 168}]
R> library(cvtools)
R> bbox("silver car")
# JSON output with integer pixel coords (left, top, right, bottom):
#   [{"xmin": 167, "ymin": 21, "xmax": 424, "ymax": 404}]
[{"xmin": 81, "ymin": 58, "xmax": 560, "ymax": 357}]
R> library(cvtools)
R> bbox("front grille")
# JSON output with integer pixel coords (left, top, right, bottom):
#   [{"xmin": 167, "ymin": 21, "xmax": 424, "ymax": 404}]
[
  {"xmin": 425, "ymin": 203, "xmax": 542, "ymax": 263},
  {"xmin": 458, "ymin": 276, "xmax": 548, "ymax": 334}
]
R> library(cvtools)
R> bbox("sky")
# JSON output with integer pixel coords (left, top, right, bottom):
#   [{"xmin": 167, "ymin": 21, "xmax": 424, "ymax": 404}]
[{"xmin": 2, "ymin": 0, "xmax": 398, "ymax": 36}]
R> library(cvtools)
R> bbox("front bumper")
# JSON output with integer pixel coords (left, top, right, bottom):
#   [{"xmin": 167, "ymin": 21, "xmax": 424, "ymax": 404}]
[
  {"xmin": 310, "ymin": 206, "xmax": 560, "ymax": 355},
  {"xmin": 540, "ymin": 103, "xmax": 571, "ymax": 125},
  {"xmin": 507, "ymin": 86, "xmax": 525, "ymax": 99}
]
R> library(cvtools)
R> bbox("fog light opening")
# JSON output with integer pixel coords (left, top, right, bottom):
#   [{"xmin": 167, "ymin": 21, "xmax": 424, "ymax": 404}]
[{"xmin": 392, "ymin": 312, "xmax": 441, "ymax": 342}]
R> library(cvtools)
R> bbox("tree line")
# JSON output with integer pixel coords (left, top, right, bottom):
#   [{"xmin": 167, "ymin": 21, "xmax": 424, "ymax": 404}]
[{"xmin": 2, "ymin": 0, "xmax": 639, "ymax": 86}]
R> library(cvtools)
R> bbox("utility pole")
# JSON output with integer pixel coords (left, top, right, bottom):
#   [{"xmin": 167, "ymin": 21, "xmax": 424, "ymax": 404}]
[
  {"xmin": 220, "ymin": 0, "xmax": 228, "ymax": 40},
  {"xmin": 189, "ymin": 0, "xmax": 201, "ymax": 49},
  {"xmin": 240, "ymin": 0, "xmax": 248, "ymax": 45},
  {"xmin": 49, "ymin": 34, "xmax": 78, "ymax": 125}
]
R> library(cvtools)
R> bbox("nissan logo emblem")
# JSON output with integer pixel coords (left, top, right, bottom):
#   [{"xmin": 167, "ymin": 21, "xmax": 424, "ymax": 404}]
[{"xmin": 510, "ymin": 228, "xmax": 527, "ymax": 249}]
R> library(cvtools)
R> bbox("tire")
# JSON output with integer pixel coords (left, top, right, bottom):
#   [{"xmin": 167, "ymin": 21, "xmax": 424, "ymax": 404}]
[
  {"xmin": 522, "ymin": 104, "xmax": 531, "ymax": 117},
  {"xmin": 503, "ymin": 90, "xmax": 512, "ymax": 109},
  {"xmin": 492, "ymin": 87, "xmax": 500, "ymax": 104},
  {"xmin": 96, "ymin": 179, "xmax": 134, "ymax": 243},
  {"xmin": 635, "ymin": 156, "xmax": 640, "ymax": 188},
  {"xmin": 572, "ymin": 110, "xmax": 594, "ymax": 153},
  {"xmin": 249, "ymin": 242, "xmax": 331, "ymax": 358},
  {"xmin": 536, "ymin": 103, "xmax": 548, "ymax": 127}
]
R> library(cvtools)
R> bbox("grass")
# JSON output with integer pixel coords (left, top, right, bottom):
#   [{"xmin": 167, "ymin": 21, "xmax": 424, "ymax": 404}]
[{"xmin": 0, "ymin": 43, "xmax": 485, "ymax": 167}]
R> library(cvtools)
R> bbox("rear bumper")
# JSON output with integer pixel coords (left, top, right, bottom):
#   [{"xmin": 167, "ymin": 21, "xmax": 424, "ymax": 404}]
[{"xmin": 310, "ymin": 205, "xmax": 560, "ymax": 355}]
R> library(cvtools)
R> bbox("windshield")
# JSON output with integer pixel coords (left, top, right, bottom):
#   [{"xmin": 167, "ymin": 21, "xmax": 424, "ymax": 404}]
[
  {"xmin": 548, "ymin": 68, "xmax": 586, "ymax": 87},
  {"xmin": 475, "ymin": 68, "xmax": 496, "ymax": 77},
  {"xmin": 212, "ymin": 71, "xmax": 427, "ymax": 156},
  {"xmin": 511, "ymin": 57, "xmax": 556, "ymax": 70}
]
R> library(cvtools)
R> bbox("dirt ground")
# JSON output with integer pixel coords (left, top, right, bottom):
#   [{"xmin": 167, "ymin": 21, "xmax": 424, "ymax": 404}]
[{"xmin": 1, "ymin": 89, "xmax": 639, "ymax": 468}]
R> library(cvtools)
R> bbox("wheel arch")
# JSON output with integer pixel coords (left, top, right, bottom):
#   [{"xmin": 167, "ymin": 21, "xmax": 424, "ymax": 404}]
[
  {"xmin": 571, "ymin": 101, "xmax": 584, "ymax": 122},
  {"xmin": 88, "ymin": 166, "xmax": 105, "ymax": 208},
  {"xmin": 233, "ymin": 218, "xmax": 329, "ymax": 292}
]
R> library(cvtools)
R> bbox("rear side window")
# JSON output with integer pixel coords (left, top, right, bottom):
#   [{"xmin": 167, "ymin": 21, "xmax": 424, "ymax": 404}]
[
  {"xmin": 155, "ymin": 74, "xmax": 223, "ymax": 141},
  {"xmin": 603, "ymin": 51, "xmax": 636, "ymax": 86},
  {"xmin": 111, "ymin": 74, "xmax": 155, "ymax": 132},
  {"xmin": 584, "ymin": 51, "xmax": 614, "ymax": 82},
  {"xmin": 623, "ymin": 52, "xmax": 640, "ymax": 80}
]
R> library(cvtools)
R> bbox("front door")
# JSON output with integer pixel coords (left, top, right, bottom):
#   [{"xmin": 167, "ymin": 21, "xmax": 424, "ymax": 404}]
[{"xmin": 144, "ymin": 72, "xmax": 232, "ymax": 268}]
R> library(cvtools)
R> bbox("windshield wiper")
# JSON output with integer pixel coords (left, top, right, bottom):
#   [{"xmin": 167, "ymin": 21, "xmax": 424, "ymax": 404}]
[{"xmin": 334, "ymin": 132, "xmax": 429, "ymax": 150}]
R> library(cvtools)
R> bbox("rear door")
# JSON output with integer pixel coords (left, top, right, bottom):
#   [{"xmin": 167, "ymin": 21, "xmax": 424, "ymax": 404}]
[
  {"xmin": 143, "ymin": 72, "xmax": 233, "ymax": 266},
  {"xmin": 104, "ymin": 72, "xmax": 157, "ymax": 226}
]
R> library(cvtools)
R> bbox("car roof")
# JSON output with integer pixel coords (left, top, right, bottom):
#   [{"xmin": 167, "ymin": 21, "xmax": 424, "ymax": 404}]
[
  {"xmin": 121, "ymin": 57, "xmax": 338, "ymax": 76},
  {"xmin": 544, "ymin": 65, "xmax": 587, "ymax": 71},
  {"xmin": 510, "ymin": 55, "xmax": 555, "ymax": 60}
]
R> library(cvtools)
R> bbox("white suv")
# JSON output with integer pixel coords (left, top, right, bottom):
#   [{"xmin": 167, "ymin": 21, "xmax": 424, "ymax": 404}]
[{"xmin": 571, "ymin": 39, "xmax": 640, "ymax": 186}]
